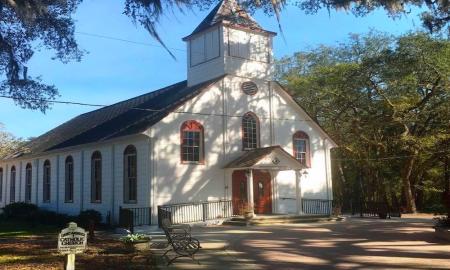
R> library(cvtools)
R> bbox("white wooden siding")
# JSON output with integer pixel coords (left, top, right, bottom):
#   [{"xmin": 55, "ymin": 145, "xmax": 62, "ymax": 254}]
[{"xmin": 190, "ymin": 28, "xmax": 220, "ymax": 67}]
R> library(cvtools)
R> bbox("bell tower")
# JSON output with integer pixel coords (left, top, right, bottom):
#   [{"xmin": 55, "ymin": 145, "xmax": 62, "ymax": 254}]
[{"xmin": 183, "ymin": 0, "xmax": 276, "ymax": 86}]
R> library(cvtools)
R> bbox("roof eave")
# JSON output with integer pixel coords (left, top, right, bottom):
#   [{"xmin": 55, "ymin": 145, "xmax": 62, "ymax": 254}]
[{"xmin": 182, "ymin": 21, "xmax": 277, "ymax": 41}]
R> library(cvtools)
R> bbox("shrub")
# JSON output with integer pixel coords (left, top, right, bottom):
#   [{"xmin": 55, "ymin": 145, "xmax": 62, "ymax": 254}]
[
  {"xmin": 78, "ymin": 209, "xmax": 102, "ymax": 228},
  {"xmin": 434, "ymin": 216, "xmax": 450, "ymax": 228},
  {"xmin": 120, "ymin": 233, "xmax": 151, "ymax": 244},
  {"xmin": 2, "ymin": 202, "xmax": 39, "ymax": 221},
  {"xmin": 37, "ymin": 210, "xmax": 75, "ymax": 227},
  {"xmin": 423, "ymin": 204, "xmax": 447, "ymax": 215},
  {"xmin": 1, "ymin": 203, "xmax": 80, "ymax": 227}
]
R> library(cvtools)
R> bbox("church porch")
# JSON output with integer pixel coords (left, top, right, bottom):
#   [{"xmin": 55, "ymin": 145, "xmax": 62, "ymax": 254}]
[
  {"xmin": 155, "ymin": 146, "xmax": 332, "ymax": 226},
  {"xmin": 224, "ymin": 146, "xmax": 309, "ymax": 217}
]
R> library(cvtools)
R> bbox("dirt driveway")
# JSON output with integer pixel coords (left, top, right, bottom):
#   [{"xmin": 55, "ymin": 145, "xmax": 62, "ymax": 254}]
[{"xmin": 155, "ymin": 215, "xmax": 450, "ymax": 270}]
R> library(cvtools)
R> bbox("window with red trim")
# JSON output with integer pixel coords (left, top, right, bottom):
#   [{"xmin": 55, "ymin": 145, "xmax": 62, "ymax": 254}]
[
  {"xmin": 242, "ymin": 112, "xmax": 259, "ymax": 150},
  {"xmin": 293, "ymin": 131, "xmax": 311, "ymax": 167},
  {"xmin": 181, "ymin": 120, "xmax": 204, "ymax": 163}
]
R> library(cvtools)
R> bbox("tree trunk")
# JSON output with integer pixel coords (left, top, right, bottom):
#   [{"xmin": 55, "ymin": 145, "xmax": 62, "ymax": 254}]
[
  {"xmin": 402, "ymin": 156, "xmax": 417, "ymax": 213},
  {"xmin": 337, "ymin": 160, "xmax": 347, "ymax": 202},
  {"xmin": 415, "ymin": 175, "xmax": 424, "ymax": 211}
]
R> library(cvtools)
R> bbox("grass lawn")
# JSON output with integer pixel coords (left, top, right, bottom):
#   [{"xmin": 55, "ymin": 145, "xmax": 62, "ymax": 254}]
[
  {"xmin": 0, "ymin": 220, "xmax": 59, "ymax": 237},
  {"xmin": 0, "ymin": 220, "xmax": 157, "ymax": 269}
]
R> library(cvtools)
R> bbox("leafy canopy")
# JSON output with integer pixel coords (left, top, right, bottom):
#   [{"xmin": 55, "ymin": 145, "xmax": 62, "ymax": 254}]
[
  {"xmin": 1, "ymin": 0, "xmax": 448, "ymax": 112},
  {"xmin": 277, "ymin": 31, "xmax": 449, "ymax": 212},
  {"xmin": 0, "ymin": 123, "xmax": 26, "ymax": 159}
]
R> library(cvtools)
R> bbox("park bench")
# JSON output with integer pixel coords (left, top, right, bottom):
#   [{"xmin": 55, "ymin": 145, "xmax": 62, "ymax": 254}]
[{"xmin": 161, "ymin": 218, "xmax": 201, "ymax": 265}]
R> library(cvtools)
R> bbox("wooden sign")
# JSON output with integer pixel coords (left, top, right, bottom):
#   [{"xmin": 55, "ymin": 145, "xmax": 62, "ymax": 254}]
[{"xmin": 58, "ymin": 222, "xmax": 87, "ymax": 270}]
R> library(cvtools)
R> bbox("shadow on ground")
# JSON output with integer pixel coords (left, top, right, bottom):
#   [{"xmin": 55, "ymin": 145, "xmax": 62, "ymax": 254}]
[{"xmin": 151, "ymin": 216, "xmax": 450, "ymax": 270}]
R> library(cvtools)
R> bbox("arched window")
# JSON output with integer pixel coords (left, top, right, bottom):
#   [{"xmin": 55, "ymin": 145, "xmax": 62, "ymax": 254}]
[
  {"xmin": 91, "ymin": 151, "xmax": 102, "ymax": 203},
  {"xmin": 242, "ymin": 112, "xmax": 260, "ymax": 150},
  {"xmin": 10, "ymin": 166, "xmax": 16, "ymax": 203},
  {"xmin": 293, "ymin": 131, "xmax": 311, "ymax": 167},
  {"xmin": 124, "ymin": 145, "xmax": 137, "ymax": 203},
  {"xmin": 180, "ymin": 120, "xmax": 204, "ymax": 163},
  {"xmin": 0, "ymin": 168, "xmax": 3, "ymax": 202},
  {"xmin": 25, "ymin": 163, "xmax": 32, "ymax": 203},
  {"xmin": 65, "ymin": 156, "xmax": 74, "ymax": 203},
  {"xmin": 43, "ymin": 160, "xmax": 51, "ymax": 203}
]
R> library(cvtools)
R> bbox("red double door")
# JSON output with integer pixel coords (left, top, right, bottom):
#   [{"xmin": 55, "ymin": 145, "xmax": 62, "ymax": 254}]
[{"xmin": 232, "ymin": 170, "xmax": 272, "ymax": 215}]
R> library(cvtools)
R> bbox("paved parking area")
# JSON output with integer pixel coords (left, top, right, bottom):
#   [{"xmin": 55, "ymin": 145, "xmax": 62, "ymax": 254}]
[{"xmin": 152, "ymin": 215, "xmax": 450, "ymax": 270}]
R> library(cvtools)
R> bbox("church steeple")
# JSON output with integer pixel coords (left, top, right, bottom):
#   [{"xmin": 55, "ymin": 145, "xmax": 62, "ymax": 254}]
[
  {"xmin": 184, "ymin": 0, "xmax": 266, "ymax": 40},
  {"xmin": 184, "ymin": 0, "xmax": 276, "ymax": 86}
]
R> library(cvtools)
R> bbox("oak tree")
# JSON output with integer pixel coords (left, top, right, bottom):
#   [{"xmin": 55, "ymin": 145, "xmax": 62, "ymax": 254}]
[{"xmin": 1, "ymin": 0, "xmax": 448, "ymax": 112}]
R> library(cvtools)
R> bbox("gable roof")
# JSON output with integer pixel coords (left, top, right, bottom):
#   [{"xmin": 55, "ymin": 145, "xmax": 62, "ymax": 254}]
[
  {"xmin": 184, "ymin": 0, "xmax": 274, "ymax": 40},
  {"xmin": 224, "ymin": 145, "xmax": 304, "ymax": 170},
  {"xmin": 272, "ymin": 81, "xmax": 338, "ymax": 148},
  {"xmin": 6, "ymin": 76, "xmax": 223, "ymax": 160}
]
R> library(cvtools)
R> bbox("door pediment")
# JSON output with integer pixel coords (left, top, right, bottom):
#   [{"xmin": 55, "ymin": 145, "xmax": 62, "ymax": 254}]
[{"xmin": 224, "ymin": 145, "xmax": 304, "ymax": 171}]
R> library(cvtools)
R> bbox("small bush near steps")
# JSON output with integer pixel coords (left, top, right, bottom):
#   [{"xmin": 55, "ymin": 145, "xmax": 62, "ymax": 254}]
[{"xmin": 121, "ymin": 233, "xmax": 151, "ymax": 244}]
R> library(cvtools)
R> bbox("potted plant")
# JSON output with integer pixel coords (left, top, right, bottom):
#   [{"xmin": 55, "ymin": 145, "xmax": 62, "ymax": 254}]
[
  {"xmin": 242, "ymin": 203, "xmax": 254, "ymax": 221},
  {"xmin": 434, "ymin": 216, "xmax": 450, "ymax": 241},
  {"xmin": 121, "ymin": 233, "xmax": 152, "ymax": 251}
]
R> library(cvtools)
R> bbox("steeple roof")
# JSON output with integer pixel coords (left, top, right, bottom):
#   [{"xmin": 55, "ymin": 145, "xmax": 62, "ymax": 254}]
[{"xmin": 184, "ymin": 0, "xmax": 275, "ymax": 40}]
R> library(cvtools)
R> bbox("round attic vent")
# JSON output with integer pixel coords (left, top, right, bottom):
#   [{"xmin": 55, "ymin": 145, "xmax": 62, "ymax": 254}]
[{"xmin": 241, "ymin": 81, "xmax": 258, "ymax": 95}]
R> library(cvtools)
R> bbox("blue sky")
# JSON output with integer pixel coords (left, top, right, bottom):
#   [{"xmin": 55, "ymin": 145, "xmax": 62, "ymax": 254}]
[{"xmin": 1, "ymin": 0, "xmax": 423, "ymax": 139}]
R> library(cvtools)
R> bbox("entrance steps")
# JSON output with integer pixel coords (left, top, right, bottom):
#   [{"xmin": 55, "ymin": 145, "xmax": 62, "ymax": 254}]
[{"xmin": 222, "ymin": 214, "xmax": 342, "ymax": 226}]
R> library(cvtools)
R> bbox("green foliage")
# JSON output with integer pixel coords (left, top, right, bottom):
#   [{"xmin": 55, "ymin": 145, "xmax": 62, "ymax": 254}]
[
  {"xmin": 1, "ymin": 1, "xmax": 448, "ymax": 112},
  {"xmin": 120, "ymin": 233, "xmax": 151, "ymax": 244},
  {"xmin": 424, "ymin": 204, "xmax": 447, "ymax": 215},
  {"xmin": 2, "ymin": 202, "xmax": 38, "ymax": 220},
  {"xmin": 277, "ymin": 31, "xmax": 450, "ymax": 213},
  {"xmin": 35, "ymin": 210, "xmax": 73, "ymax": 227},
  {"xmin": 0, "ymin": 220, "xmax": 58, "ymax": 237},
  {"xmin": 0, "ymin": 203, "xmax": 104, "ymax": 228},
  {"xmin": 0, "ymin": 123, "xmax": 27, "ymax": 159},
  {"xmin": 78, "ymin": 209, "xmax": 102, "ymax": 228},
  {"xmin": 0, "ymin": 0, "xmax": 82, "ymax": 112}
]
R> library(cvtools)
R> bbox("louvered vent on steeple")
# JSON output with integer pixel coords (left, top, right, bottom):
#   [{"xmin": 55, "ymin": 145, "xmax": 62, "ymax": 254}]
[{"xmin": 184, "ymin": 0, "xmax": 276, "ymax": 86}]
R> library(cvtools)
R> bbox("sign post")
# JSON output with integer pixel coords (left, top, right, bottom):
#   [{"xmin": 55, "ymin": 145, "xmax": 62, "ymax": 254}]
[{"xmin": 58, "ymin": 222, "xmax": 88, "ymax": 270}]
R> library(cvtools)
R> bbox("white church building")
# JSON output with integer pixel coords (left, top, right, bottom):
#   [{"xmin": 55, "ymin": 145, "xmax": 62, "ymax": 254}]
[{"xmin": 0, "ymin": 0, "xmax": 337, "ymax": 225}]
